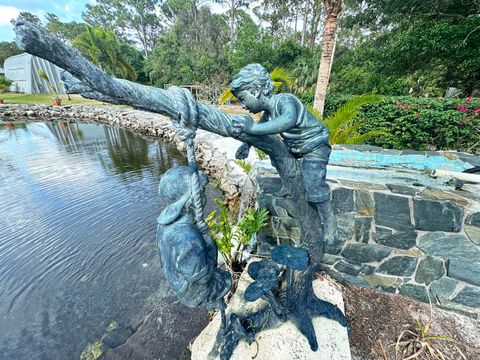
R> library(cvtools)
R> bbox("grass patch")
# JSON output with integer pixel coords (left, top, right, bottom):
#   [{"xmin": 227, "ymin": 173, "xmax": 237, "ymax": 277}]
[
  {"xmin": 0, "ymin": 93, "xmax": 124, "ymax": 106},
  {"xmin": 80, "ymin": 341, "xmax": 103, "ymax": 360}
]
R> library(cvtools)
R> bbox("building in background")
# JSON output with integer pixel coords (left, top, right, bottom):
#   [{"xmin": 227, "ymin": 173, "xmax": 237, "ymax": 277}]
[{"xmin": 3, "ymin": 53, "xmax": 65, "ymax": 94}]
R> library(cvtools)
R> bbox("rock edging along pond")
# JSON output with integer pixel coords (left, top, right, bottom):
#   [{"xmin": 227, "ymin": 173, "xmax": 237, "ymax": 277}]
[
  {"xmin": 0, "ymin": 104, "xmax": 256, "ymax": 206},
  {"xmin": 2, "ymin": 104, "xmax": 480, "ymax": 316}
]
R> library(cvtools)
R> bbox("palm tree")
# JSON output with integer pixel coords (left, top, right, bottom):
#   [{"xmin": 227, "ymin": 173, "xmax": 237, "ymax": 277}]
[
  {"xmin": 73, "ymin": 26, "xmax": 137, "ymax": 81},
  {"xmin": 313, "ymin": 0, "xmax": 342, "ymax": 117},
  {"xmin": 309, "ymin": 94, "xmax": 386, "ymax": 144},
  {"xmin": 219, "ymin": 66, "xmax": 294, "ymax": 104}
]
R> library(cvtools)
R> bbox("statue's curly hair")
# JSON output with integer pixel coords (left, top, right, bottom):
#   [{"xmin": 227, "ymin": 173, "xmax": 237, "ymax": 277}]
[{"xmin": 230, "ymin": 63, "xmax": 274, "ymax": 97}]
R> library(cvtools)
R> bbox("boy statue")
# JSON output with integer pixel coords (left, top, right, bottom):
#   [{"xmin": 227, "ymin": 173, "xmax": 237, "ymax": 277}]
[{"xmin": 229, "ymin": 64, "xmax": 337, "ymax": 245}]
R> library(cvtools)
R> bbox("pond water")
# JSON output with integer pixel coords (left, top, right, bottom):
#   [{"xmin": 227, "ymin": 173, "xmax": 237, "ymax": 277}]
[{"xmin": 0, "ymin": 121, "xmax": 220, "ymax": 359}]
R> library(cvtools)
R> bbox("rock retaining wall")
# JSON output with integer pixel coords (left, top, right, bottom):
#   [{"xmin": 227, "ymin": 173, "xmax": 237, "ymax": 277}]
[{"xmin": 256, "ymin": 160, "xmax": 480, "ymax": 318}]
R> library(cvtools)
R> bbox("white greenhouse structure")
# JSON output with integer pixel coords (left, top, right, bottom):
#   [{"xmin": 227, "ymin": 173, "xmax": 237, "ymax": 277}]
[{"xmin": 3, "ymin": 53, "xmax": 65, "ymax": 94}]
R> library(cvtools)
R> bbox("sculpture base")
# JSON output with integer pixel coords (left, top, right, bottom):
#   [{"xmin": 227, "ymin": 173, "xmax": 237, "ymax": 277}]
[{"xmin": 191, "ymin": 267, "xmax": 351, "ymax": 360}]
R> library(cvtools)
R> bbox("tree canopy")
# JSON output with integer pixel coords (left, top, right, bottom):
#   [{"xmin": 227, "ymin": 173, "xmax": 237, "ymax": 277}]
[{"xmin": 2, "ymin": 0, "xmax": 478, "ymax": 95}]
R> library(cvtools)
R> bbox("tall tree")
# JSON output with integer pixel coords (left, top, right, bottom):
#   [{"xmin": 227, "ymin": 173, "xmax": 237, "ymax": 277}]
[
  {"xmin": 330, "ymin": 0, "xmax": 480, "ymax": 94},
  {"xmin": 313, "ymin": 0, "xmax": 342, "ymax": 116},
  {"xmin": 146, "ymin": 2, "xmax": 229, "ymax": 86},
  {"xmin": 45, "ymin": 14, "xmax": 86, "ymax": 42},
  {"xmin": 83, "ymin": 0, "xmax": 165, "ymax": 56},
  {"xmin": 254, "ymin": 0, "xmax": 296, "ymax": 38},
  {"xmin": 308, "ymin": 0, "xmax": 323, "ymax": 48},
  {"xmin": 227, "ymin": 11, "xmax": 274, "ymax": 73},
  {"xmin": 11, "ymin": 11, "xmax": 42, "ymax": 26},
  {"xmin": 214, "ymin": 0, "xmax": 255, "ymax": 48},
  {"xmin": 0, "ymin": 42, "xmax": 21, "ymax": 66}
]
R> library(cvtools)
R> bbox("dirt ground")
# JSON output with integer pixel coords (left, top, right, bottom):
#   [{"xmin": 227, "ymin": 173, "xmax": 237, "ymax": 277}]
[{"xmin": 342, "ymin": 284, "xmax": 480, "ymax": 360}]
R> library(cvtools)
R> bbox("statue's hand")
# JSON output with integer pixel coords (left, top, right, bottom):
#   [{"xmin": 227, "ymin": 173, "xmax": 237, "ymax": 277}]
[
  {"xmin": 235, "ymin": 142, "xmax": 251, "ymax": 160},
  {"xmin": 231, "ymin": 115, "xmax": 254, "ymax": 135}
]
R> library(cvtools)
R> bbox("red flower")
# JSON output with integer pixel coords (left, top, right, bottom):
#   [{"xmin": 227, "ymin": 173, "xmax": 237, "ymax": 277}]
[
  {"xmin": 397, "ymin": 101, "xmax": 410, "ymax": 111},
  {"xmin": 465, "ymin": 96, "xmax": 472, "ymax": 104},
  {"xmin": 475, "ymin": 109, "xmax": 480, "ymax": 114},
  {"xmin": 415, "ymin": 113, "xmax": 420, "ymax": 119},
  {"xmin": 456, "ymin": 105, "xmax": 468, "ymax": 112}
]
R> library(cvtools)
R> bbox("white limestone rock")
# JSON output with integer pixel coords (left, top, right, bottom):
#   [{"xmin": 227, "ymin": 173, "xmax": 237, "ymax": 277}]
[{"xmin": 191, "ymin": 268, "xmax": 351, "ymax": 360}]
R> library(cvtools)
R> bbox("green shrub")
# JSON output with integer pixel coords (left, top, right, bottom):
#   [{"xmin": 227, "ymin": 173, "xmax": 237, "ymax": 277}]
[
  {"xmin": 297, "ymin": 92, "xmax": 480, "ymax": 153},
  {"xmin": 0, "ymin": 75, "xmax": 12, "ymax": 93}
]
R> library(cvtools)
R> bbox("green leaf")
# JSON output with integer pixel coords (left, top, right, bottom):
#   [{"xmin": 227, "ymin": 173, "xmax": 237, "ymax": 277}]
[{"xmin": 234, "ymin": 159, "xmax": 253, "ymax": 174}]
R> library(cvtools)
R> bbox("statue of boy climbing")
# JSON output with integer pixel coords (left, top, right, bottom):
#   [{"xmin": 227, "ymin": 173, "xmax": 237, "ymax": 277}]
[
  {"xmin": 13, "ymin": 20, "xmax": 348, "ymax": 359},
  {"xmin": 229, "ymin": 64, "xmax": 337, "ymax": 245}
]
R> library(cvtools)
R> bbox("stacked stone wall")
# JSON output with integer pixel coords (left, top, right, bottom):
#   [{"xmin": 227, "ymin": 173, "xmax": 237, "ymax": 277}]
[{"xmin": 256, "ymin": 161, "xmax": 480, "ymax": 318}]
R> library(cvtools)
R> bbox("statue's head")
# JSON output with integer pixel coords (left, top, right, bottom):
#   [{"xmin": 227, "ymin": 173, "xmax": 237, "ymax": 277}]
[
  {"xmin": 157, "ymin": 166, "xmax": 208, "ymax": 225},
  {"xmin": 230, "ymin": 64, "xmax": 273, "ymax": 114}
]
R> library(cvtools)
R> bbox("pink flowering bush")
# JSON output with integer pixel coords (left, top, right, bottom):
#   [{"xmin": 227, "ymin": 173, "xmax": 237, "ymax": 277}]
[{"xmin": 320, "ymin": 94, "xmax": 480, "ymax": 153}]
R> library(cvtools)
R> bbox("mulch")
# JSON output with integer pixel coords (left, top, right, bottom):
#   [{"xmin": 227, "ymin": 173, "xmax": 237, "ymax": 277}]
[{"xmin": 342, "ymin": 285, "xmax": 480, "ymax": 359}]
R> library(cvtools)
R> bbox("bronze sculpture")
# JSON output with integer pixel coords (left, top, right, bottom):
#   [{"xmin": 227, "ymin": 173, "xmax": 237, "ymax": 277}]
[{"xmin": 14, "ymin": 20, "xmax": 348, "ymax": 359}]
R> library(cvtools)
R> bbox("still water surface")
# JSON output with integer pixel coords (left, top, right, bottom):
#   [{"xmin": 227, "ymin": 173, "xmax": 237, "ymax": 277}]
[{"xmin": 0, "ymin": 121, "xmax": 219, "ymax": 359}]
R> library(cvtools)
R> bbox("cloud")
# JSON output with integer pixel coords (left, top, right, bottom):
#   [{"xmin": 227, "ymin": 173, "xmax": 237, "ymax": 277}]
[{"xmin": 0, "ymin": 6, "xmax": 20, "ymax": 26}]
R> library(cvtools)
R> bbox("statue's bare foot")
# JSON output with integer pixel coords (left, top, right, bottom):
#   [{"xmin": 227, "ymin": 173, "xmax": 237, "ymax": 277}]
[
  {"xmin": 322, "ymin": 211, "xmax": 338, "ymax": 245},
  {"xmin": 316, "ymin": 201, "xmax": 338, "ymax": 245}
]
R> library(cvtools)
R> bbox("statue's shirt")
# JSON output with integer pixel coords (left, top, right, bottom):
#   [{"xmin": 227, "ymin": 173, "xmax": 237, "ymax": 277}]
[
  {"xmin": 274, "ymin": 93, "xmax": 330, "ymax": 155},
  {"xmin": 156, "ymin": 222, "xmax": 231, "ymax": 308}
]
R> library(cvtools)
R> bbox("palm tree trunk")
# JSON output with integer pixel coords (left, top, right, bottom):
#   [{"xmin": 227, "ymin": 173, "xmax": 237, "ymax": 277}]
[
  {"xmin": 313, "ymin": 0, "xmax": 342, "ymax": 117},
  {"xmin": 230, "ymin": 0, "xmax": 236, "ymax": 50},
  {"xmin": 301, "ymin": 0, "xmax": 310, "ymax": 45}
]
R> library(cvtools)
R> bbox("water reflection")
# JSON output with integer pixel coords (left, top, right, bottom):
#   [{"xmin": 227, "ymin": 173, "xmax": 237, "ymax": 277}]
[
  {"xmin": 0, "ymin": 121, "xmax": 218, "ymax": 360},
  {"xmin": 105, "ymin": 126, "xmax": 150, "ymax": 174}
]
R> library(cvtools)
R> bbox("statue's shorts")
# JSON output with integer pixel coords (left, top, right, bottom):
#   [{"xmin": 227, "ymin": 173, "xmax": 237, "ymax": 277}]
[{"xmin": 300, "ymin": 145, "xmax": 331, "ymax": 203}]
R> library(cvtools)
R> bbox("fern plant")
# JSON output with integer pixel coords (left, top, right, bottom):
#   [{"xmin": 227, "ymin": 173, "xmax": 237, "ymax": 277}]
[
  {"xmin": 234, "ymin": 159, "xmax": 254, "ymax": 174},
  {"xmin": 219, "ymin": 67, "xmax": 293, "ymax": 104},
  {"xmin": 205, "ymin": 199, "xmax": 234, "ymax": 265},
  {"xmin": 309, "ymin": 94, "xmax": 387, "ymax": 144},
  {"xmin": 255, "ymin": 148, "xmax": 268, "ymax": 160},
  {"xmin": 236, "ymin": 208, "xmax": 269, "ymax": 246},
  {"xmin": 206, "ymin": 199, "xmax": 269, "ymax": 272}
]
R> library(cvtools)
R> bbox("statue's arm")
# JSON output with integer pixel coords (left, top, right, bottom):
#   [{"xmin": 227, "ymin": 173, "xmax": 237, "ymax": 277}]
[
  {"xmin": 248, "ymin": 99, "xmax": 297, "ymax": 135},
  {"xmin": 14, "ymin": 20, "xmax": 178, "ymax": 118}
]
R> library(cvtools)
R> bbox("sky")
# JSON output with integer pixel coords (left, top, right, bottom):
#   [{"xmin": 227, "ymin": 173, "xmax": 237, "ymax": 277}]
[{"xmin": 0, "ymin": 0, "xmax": 95, "ymax": 42}]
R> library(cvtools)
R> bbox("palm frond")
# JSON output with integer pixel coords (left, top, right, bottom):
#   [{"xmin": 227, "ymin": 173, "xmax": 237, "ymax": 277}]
[
  {"xmin": 309, "ymin": 94, "xmax": 384, "ymax": 145},
  {"xmin": 344, "ymin": 130, "xmax": 387, "ymax": 145},
  {"xmin": 325, "ymin": 94, "xmax": 380, "ymax": 132},
  {"xmin": 333, "ymin": 121, "xmax": 364, "ymax": 144},
  {"xmin": 219, "ymin": 87, "xmax": 235, "ymax": 104},
  {"xmin": 269, "ymin": 67, "xmax": 294, "ymax": 87}
]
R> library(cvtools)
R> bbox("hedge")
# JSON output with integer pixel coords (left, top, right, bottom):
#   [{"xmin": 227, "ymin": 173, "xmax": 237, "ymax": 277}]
[{"xmin": 297, "ymin": 92, "xmax": 480, "ymax": 154}]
